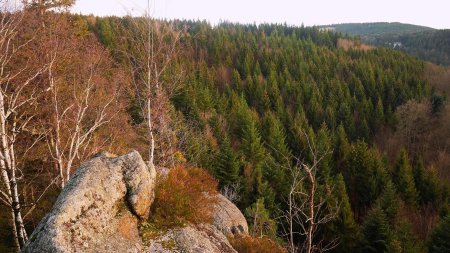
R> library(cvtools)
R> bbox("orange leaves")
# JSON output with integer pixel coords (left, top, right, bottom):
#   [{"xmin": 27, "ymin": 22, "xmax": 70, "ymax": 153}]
[
  {"xmin": 152, "ymin": 166, "xmax": 218, "ymax": 228},
  {"xmin": 229, "ymin": 236, "xmax": 287, "ymax": 253}
]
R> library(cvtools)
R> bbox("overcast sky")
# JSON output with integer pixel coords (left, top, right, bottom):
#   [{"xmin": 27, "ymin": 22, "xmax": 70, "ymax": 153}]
[{"xmin": 72, "ymin": 0, "xmax": 450, "ymax": 29}]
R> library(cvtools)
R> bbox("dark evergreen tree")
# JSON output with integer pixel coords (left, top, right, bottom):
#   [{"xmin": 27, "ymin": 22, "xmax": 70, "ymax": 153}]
[
  {"xmin": 215, "ymin": 135, "xmax": 241, "ymax": 188},
  {"xmin": 393, "ymin": 149, "xmax": 418, "ymax": 206},
  {"xmin": 326, "ymin": 174, "xmax": 361, "ymax": 253},
  {"xmin": 428, "ymin": 215, "xmax": 450, "ymax": 253},
  {"xmin": 344, "ymin": 141, "xmax": 388, "ymax": 219},
  {"xmin": 413, "ymin": 159, "xmax": 442, "ymax": 207},
  {"xmin": 361, "ymin": 207, "xmax": 392, "ymax": 253}
]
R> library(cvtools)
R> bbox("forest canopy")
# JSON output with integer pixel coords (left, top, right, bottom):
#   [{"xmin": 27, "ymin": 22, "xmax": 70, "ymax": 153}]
[{"xmin": 0, "ymin": 7, "xmax": 449, "ymax": 253}]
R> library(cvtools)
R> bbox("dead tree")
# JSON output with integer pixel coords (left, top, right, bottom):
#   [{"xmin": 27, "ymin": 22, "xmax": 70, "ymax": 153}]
[{"xmin": 279, "ymin": 131, "xmax": 339, "ymax": 253}]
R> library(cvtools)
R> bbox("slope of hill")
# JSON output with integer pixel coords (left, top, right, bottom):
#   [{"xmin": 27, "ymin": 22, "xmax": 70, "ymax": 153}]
[
  {"xmin": 321, "ymin": 22, "xmax": 435, "ymax": 37},
  {"xmin": 1, "ymin": 11, "xmax": 449, "ymax": 252},
  {"xmin": 321, "ymin": 22, "xmax": 450, "ymax": 66},
  {"xmin": 371, "ymin": 30, "xmax": 450, "ymax": 66}
]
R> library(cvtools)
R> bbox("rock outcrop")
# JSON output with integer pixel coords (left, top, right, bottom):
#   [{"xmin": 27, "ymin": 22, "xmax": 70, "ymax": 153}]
[
  {"xmin": 145, "ymin": 224, "xmax": 237, "ymax": 253},
  {"xmin": 22, "ymin": 151, "xmax": 156, "ymax": 253},
  {"xmin": 212, "ymin": 194, "xmax": 248, "ymax": 237},
  {"xmin": 22, "ymin": 151, "xmax": 249, "ymax": 253}
]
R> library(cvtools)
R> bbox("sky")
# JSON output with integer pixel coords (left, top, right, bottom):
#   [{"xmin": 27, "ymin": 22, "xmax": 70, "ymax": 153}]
[{"xmin": 72, "ymin": 0, "xmax": 450, "ymax": 29}]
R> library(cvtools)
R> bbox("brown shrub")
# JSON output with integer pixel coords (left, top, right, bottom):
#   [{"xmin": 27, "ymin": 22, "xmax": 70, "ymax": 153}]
[
  {"xmin": 151, "ymin": 166, "xmax": 218, "ymax": 228},
  {"xmin": 229, "ymin": 236, "xmax": 287, "ymax": 253}
]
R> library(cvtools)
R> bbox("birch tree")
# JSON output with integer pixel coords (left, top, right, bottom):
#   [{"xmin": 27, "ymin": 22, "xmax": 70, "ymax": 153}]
[
  {"xmin": 42, "ymin": 16, "xmax": 121, "ymax": 188},
  {"xmin": 0, "ymin": 2, "xmax": 47, "ymax": 249},
  {"xmin": 123, "ymin": 1, "xmax": 184, "ymax": 169},
  {"xmin": 46, "ymin": 54, "xmax": 117, "ymax": 188}
]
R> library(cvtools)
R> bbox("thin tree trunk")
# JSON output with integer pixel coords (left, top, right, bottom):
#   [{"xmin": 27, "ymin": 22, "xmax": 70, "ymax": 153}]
[
  {"xmin": 10, "ymin": 175, "xmax": 27, "ymax": 248},
  {"xmin": 289, "ymin": 189, "xmax": 295, "ymax": 252},
  {"xmin": 146, "ymin": 0, "xmax": 155, "ymax": 168},
  {"xmin": 306, "ymin": 167, "xmax": 315, "ymax": 253},
  {"xmin": 147, "ymin": 99, "xmax": 155, "ymax": 167}
]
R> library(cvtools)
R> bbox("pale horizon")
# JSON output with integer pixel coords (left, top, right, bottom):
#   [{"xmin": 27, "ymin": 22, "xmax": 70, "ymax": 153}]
[{"xmin": 71, "ymin": 0, "xmax": 450, "ymax": 29}]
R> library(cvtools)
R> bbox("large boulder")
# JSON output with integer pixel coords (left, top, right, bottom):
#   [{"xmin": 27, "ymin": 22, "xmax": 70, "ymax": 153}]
[
  {"xmin": 22, "ymin": 150, "xmax": 156, "ymax": 253},
  {"xmin": 22, "ymin": 150, "xmax": 249, "ymax": 253},
  {"xmin": 212, "ymin": 194, "xmax": 249, "ymax": 237}
]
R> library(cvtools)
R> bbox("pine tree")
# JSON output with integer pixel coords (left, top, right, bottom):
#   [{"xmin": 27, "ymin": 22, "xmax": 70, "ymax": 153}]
[
  {"xmin": 335, "ymin": 124, "xmax": 350, "ymax": 169},
  {"xmin": 236, "ymin": 105, "xmax": 267, "ymax": 204},
  {"xmin": 344, "ymin": 141, "xmax": 389, "ymax": 219},
  {"xmin": 393, "ymin": 149, "xmax": 418, "ymax": 206},
  {"xmin": 261, "ymin": 112, "xmax": 290, "ymax": 199},
  {"xmin": 413, "ymin": 159, "xmax": 442, "ymax": 206},
  {"xmin": 375, "ymin": 181, "xmax": 400, "ymax": 222},
  {"xmin": 215, "ymin": 136, "xmax": 241, "ymax": 187},
  {"xmin": 245, "ymin": 198, "xmax": 277, "ymax": 239},
  {"xmin": 327, "ymin": 174, "xmax": 361, "ymax": 253},
  {"xmin": 428, "ymin": 215, "xmax": 450, "ymax": 253},
  {"xmin": 262, "ymin": 112, "xmax": 291, "ymax": 165},
  {"xmin": 374, "ymin": 98, "xmax": 385, "ymax": 129},
  {"xmin": 361, "ymin": 207, "xmax": 392, "ymax": 253}
]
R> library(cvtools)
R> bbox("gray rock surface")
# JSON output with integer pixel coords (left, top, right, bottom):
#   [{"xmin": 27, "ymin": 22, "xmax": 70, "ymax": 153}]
[
  {"xmin": 21, "ymin": 150, "xmax": 249, "ymax": 253},
  {"xmin": 144, "ymin": 224, "xmax": 237, "ymax": 253},
  {"xmin": 22, "ymin": 150, "xmax": 156, "ymax": 253},
  {"xmin": 212, "ymin": 194, "xmax": 249, "ymax": 237}
]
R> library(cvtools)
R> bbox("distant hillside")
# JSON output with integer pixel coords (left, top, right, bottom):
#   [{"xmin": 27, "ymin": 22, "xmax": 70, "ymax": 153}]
[
  {"xmin": 371, "ymin": 30, "xmax": 450, "ymax": 66},
  {"xmin": 321, "ymin": 23, "xmax": 450, "ymax": 66},
  {"xmin": 321, "ymin": 22, "xmax": 435, "ymax": 37}
]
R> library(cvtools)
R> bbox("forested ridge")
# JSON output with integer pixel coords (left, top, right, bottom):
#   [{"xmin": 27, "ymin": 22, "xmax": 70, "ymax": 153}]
[
  {"xmin": 322, "ymin": 22, "xmax": 450, "ymax": 66},
  {"xmin": 322, "ymin": 22, "xmax": 435, "ymax": 37},
  {"xmin": 1, "ymin": 6, "xmax": 449, "ymax": 253},
  {"xmin": 369, "ymin": 30, "xmax": 450, "ymax": 66}
]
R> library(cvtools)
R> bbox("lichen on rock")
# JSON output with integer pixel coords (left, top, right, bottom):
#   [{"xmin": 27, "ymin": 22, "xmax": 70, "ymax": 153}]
[{"xmin": 22, "ymin": 150, "xmax": 156, "ymax": 253}]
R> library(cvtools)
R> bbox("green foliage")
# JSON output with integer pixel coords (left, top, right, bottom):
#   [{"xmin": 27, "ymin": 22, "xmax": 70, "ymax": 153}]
[
  {"xmin": 326, "ymin": 174, "xmax": 361, "ymax": 253},
  {"xmin": 428, "ymin": 215, "xmax": 450, "ymax": 253},
  {"xmin": 373, "ymin": 30, "xmax": 450, "ymax": 66},
  {"xmin": 361, "ymin": 206, "xmax": 393, "ymax": 253},
  {"xmin": 2, "ymin": 15, "xmax": 442, "ymax": 251},
  {"xmin": 430, "ymin": 93, "xmax": 446, "ymax": 114},
  {"xmin": 392, "ymin": 150, "xmax": 418, "ymax": 206},
  {"xmin": 215, "ymin": 135, "xmax": 241, "ymax": 187},
  {"xmin": 375, "ymin": 181, "xmax": 400, "ymax": 222},
  {"xmin": 343, "ymin": 141, "xmax": 389, "ymax": 218},
  {"xmin": 327, "ymin": 22, "xmax": 434, "ymax": 37},
  {"xmin": 413, "ymin": 159, "xmax": 442, "ymax": 206},
  {"xmin": 245, "ymin": 198, "xmax": 277, "ymax": 239}
]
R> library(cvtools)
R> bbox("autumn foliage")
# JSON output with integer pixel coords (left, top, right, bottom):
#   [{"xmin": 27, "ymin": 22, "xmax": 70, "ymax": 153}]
[
  {"xmin": 151, "ymin": 166, "xmax": 218, "ymax": 228},
  {"xmin": 229, "ymin": 236, "xmax": 287, "ymax": 253}
]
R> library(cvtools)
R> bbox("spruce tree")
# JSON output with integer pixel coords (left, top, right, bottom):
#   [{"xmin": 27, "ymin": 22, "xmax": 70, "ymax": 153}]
[
  {"xmin": 215, "ymin": 136, "xmax": 241, "ymax": 188},
  {"xmin": 375, "ymin": 181, "xmax": 400, "ymax": 222},
  {"xmin": 393, "ymin": 149, "xmax": 418, "ymax": 206},
  {"xmin": 344, "ymin": 141, "xmax": 388, "ymax": 218},
  {"xmin": 413, "ymin": 159, "xmax": 441, "ymax": 206},
  {"xmin": 327, "ymin": 174, "xmax": 361, "ymax": 253},
  {"xmin": 361, "ymin": 207, "xmax": 392, "ymax": 253},
  {"xmin": 245, "ymin": 198, "xmax": 277, "ymax": 239},
  {"xmin": 428, "ymin": 215, "xmax": 450, "ymax": 253}
]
